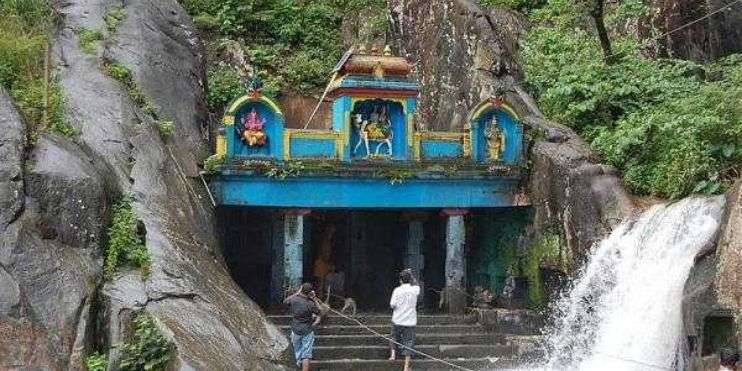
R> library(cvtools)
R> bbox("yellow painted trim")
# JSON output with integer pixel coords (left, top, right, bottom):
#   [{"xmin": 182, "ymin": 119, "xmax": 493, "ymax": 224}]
[
  {"xmin": 467, "ymin": 98, "xmax": 521, "ymax": 124},
  {"xmin": 341, "ymin": 111, "xmax": 350, "ymax": 159},
  {"xmin": 283, "ymin": 132, "xmax": 291, "ymax": 160},
  {"xmin": 416, "ymin": 132, "xmax": 467, "ymax": 140},
  {"xmin": 412, "ymin": 132, "xmax": 421, "ymax": 160},
  {"xmin": 285, "ymin": 129, "xmax": 341, "ymax": 140},
  {"xmin": 216, "ymin": 134, "xmax": 226, "ymax": 156},
  {"xmin": 224, "ymin": 95, "xmax": 284, "ymax": 127},
  {"xmin": 283, "ymin": 129, "xmax": 342, "ymax": 160},
  {"xmin": 462, "ymin": 133, "xmax": 471, "ymax": 158},
  {"xmin": 407, "ymin": 113, "xmax": 415, "ymax": 159},
  {"xmin": 413, "ymin": 131, "xmax": 471, "ymax": 159}
]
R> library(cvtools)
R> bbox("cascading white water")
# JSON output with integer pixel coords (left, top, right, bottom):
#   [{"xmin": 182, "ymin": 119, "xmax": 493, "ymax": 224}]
[{"xmin": 539, "ymin": 196, "xmax": 725, "ymax": 371}]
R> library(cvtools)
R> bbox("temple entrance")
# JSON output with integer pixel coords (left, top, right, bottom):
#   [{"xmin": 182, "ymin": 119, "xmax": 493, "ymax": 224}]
[
  {"xmin": 306, "ymin": 211, "xmax": 444, "ymax": 312},
  {"xmin": 218, "ymin": 207, "xmax": 451, "ymax": 312}
]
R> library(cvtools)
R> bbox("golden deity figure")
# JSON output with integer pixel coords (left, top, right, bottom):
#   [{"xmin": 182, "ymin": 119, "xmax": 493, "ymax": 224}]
[{"xmin": 484, "ymin": 116, "xmax": 505, "ymax": 161}]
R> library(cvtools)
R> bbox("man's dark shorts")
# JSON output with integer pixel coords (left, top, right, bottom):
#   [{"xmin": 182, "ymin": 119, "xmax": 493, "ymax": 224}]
[{"xmin": 391, "ymin": 325, "xmax": 416, "ymax": 356}]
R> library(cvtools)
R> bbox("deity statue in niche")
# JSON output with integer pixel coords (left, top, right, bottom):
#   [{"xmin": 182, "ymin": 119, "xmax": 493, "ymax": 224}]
[
  {"xmin": 238, "ymin": 108, "xmax": 267, "ymax": 147},
  {"xmin": 484, "ymin": 115, "xmax": 505, "ymax": 161},
  {"xmin": 352, "ymin": 105, "xmax": 393, "ymax": 157}
]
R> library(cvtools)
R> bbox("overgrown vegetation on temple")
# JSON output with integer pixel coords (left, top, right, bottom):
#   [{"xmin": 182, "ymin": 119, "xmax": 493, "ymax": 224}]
[
  {"xmin": 0, "ymin": 0, "xmax": 73, "ymax": 138},
  {"xmin": 178, "ymin": 0, "xmax": 387, "ymax": 112}
]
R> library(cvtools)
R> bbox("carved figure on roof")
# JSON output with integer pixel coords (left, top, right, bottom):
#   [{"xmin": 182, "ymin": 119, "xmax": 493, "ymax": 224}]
[
  {"xmin": 238, "ymin": 109, "xmax": 267, "ymax": 147},
  {"xmin": 484, "ymin": 116, "xmax": 505, "ymax": 161},
  {"xmin": 245, "ymin": 75, "xmax": 264, "ymax": 97},
  {"xmin": 352, "ymin": 106, "xmax": 392, "ymax": 158}
]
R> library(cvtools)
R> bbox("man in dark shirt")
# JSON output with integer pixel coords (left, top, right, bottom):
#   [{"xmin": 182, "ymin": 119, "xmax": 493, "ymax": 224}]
[{"xmin": 284, "ymin": 283, "xmax": 321, "ymax": 371}]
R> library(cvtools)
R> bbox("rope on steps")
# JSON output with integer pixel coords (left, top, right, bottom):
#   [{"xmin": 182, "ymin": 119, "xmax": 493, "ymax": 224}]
[{"xmin": 323, "ymin": 306, "xmax": 478, "ymax": 371}]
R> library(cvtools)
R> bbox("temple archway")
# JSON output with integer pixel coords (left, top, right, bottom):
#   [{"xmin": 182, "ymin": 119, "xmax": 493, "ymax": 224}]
[
  {"xmin": 224, "ymin": 94, "xmax": 285, "ymax": 159},
  {"xmin": 467, "ymin": 97, "xmax": 523, "ymax": 165}
]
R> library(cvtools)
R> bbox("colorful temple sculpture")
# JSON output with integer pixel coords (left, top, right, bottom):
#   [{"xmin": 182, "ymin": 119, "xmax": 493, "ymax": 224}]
[{"xmin": 209, "ymin": 47, "xmax": 528, "ymax": 313}]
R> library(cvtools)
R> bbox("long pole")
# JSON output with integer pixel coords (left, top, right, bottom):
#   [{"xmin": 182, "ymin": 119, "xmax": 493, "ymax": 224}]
[
  {"xmin": 302, "ymin": 71, "xmax": 338, "ymax": 130},
  {"xmin": 43, "ymin": 39, "xmax": 51, "ymax": 130}
]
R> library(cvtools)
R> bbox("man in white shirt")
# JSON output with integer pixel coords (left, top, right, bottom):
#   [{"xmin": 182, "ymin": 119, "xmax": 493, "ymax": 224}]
[{"xmin": 388, "ymin": 269, "xmax": 420, "ymax": 371}]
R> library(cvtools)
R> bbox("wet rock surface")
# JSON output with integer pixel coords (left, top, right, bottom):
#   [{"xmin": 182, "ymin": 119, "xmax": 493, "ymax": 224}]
[
  {"xmin": 0, "ymin": 0, "xmax": 288, "ymax": 369},
  {"xmin": 715, "ymin": 179, "xmax": 742, "ymax": 349}
]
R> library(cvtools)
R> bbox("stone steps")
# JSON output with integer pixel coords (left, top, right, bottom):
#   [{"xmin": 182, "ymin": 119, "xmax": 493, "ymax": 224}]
[
  {"xmin": 310, "ymin": 357, "xmax": 518, "ymax": 371},
  {"xmin": 314, "ymin": 333, "xmax": 514, "ymax": 346},
  {"xmin": 314, "ymin": 344, "xmax": 517, "ymax": 359},
  {"xmin": 278, "ymin": 324, "xmax": 486, "ymax": 335},
  {"xmin": 268, "ymin": 313, "xmax": 541, "ymax": 370},
  {"xmin": 269, "ymin": 314, "xmax": 477, "ymax": 326}
]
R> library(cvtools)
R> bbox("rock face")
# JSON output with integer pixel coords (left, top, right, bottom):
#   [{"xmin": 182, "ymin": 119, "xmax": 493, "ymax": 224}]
[
  {"xmin": 388, "ymin": 0, "xmax": 525, "ymax": 131},
  {"xmin": 0, "ymin": 90, "xmax": 103, "ymax": 370},
  {"xmin": 0, "ymin": 0, "xmax": 288, "ymax": 369},
  {"xmin": 716, "ymin": 179, "xmax": 742, "ymax": 319},
  {"xmin": 643, "ymin": 0, "xmax": 742, "ymax": 63},
  {"xmin": 389, "ymin": 0, "xmax": 633, "ymax": 267},
  {"xmin": 682, "ymin": 181, "xmax": 741, "ymax": 361}
]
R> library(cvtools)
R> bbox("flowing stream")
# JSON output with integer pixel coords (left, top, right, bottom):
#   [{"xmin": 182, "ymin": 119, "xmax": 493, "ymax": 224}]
[{"xmin": 536, "ymin": 196, "xmax": 725, "ymax": 371}]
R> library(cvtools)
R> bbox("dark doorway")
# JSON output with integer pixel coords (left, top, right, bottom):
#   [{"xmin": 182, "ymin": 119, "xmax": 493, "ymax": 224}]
[
  {"xmin": 423, "ymin": 215, "xmax": 446, "ymax": 311},
  {"xmin": 218, "ymin": 207, "xmax": 274, "ymax": 308},
  {"xmin": 307, "ymin": 211, "xmax": 407, "ymax": 312}
]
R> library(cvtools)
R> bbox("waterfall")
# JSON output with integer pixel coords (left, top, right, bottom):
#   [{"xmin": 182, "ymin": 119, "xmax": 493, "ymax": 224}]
[{"xmin": 539, "ymin": 196, "xmax": 725, "ymax": 371}]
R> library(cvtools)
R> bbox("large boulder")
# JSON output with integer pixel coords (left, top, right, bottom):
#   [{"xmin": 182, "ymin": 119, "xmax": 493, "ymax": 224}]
[
  {"xmin": 681, "ymin": 181, "xmax": 741, "ymax": 365},
  {"xmin": 24, "ymin": 0, "xmax": 289, "ymax": 369},
  {"xmin": 0, "ymin": 88, "xmax": 104, "ymax": 370},
  {"xmin": 715, "ymin": 179, "xmax": 742, "ymax": 348},
  {"xmin": 388, "ymin": 0, "xmax": 525, "ymax": 131},
  {"xmin": 389, "ymin": 0, "xmax": 633, "ymax": 267}
]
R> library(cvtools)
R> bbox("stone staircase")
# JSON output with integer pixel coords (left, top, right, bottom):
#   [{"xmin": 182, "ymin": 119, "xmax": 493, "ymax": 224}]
[{"xmin": 267, "ymin": 313, "xmax": 541, "ymax": 370}]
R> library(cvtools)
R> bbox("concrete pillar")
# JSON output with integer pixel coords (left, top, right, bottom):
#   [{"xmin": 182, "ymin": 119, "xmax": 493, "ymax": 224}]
[
  {"xmin": 403, "ymin": 213, "xmax": 426, "ymax": 305},
  {"xmin": 443, "ymin": 209, "xmax": 468, "ymax": 314},
  {"xmin": 270, "ymin": 214, "xmax": 285, "ymax": 307},
  {"xmin": 271, "ymin": 209, "xmax": 310, "ymax": 306}
]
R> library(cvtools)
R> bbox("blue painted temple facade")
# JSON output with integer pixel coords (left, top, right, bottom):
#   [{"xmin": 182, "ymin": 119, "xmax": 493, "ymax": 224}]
[{"xmin": 209, "ymin": 48, "xmax": 529, "ymax": 311}]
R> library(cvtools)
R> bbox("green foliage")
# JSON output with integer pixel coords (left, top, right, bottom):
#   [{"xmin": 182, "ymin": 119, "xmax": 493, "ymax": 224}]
[
  {"xmin": 378, "ymin": 168, "xmax": 414, "ymax": 184},
  {"xmin": 117, "ymin": 313, "xmax": 174, "ymax": 371},
  {"xmin": 103, "ymin": 62, "xmax": 159, "ymax": 119},
  {"xmin": 1, "ymin": 0, "xmax": 73, "ymax": 138},
  {"xmin": 206, "ymin": 66, "xmax": 244, "ymax": 110},
  {"xmin": 104, "ymin": 198, "xmax": 150, "ymax": 280},
  {"xmin": 105, "ymin": 6, "xmax": 127, "ymax": 34},
  {"xmin": 155, "ymin": 120, "xmax": 174, "ymax": 138},
  {"xmin": 83, "ymin": 352, "xmax": 108, "ymax": 371},
  {"xmin": 76, "ymin": 28, "xmax": 103, "ymax": 54},
  {"xmin": 266, "ymin": 160, "xmax": 304, "ymax": 179},
  {"xmin": 522, "ymin": 233, "xmax": 563, "ymax": 309},
  {"xmin": 193, "ymin": 13, "xmax": 219, "ymax": 30},
  {"xmin": 180, "ymin": 0, "xmax": 387, "ymax": 104},
  {"xmin": 479, "ymin": 0, "xmax": 545, "ymax": 11},
  {"xmin": 521, "ymin": 0, "xmax": 742, "ymax": 198},
  {"xmin": 203, "ymin": 153, "xmax": 225, "ymax": 172}
]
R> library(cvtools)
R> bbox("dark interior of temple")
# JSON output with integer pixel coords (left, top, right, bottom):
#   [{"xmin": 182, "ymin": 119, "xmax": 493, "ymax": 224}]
[{"xmin": 217, "ymin": 207, "xmax": 452, "ymax": 312}]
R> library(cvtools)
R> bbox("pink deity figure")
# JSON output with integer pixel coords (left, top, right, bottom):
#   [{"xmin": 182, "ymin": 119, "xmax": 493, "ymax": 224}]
[{"xmin": 241, "ymin": 108, "xmax": 267, "ymax": 146}]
